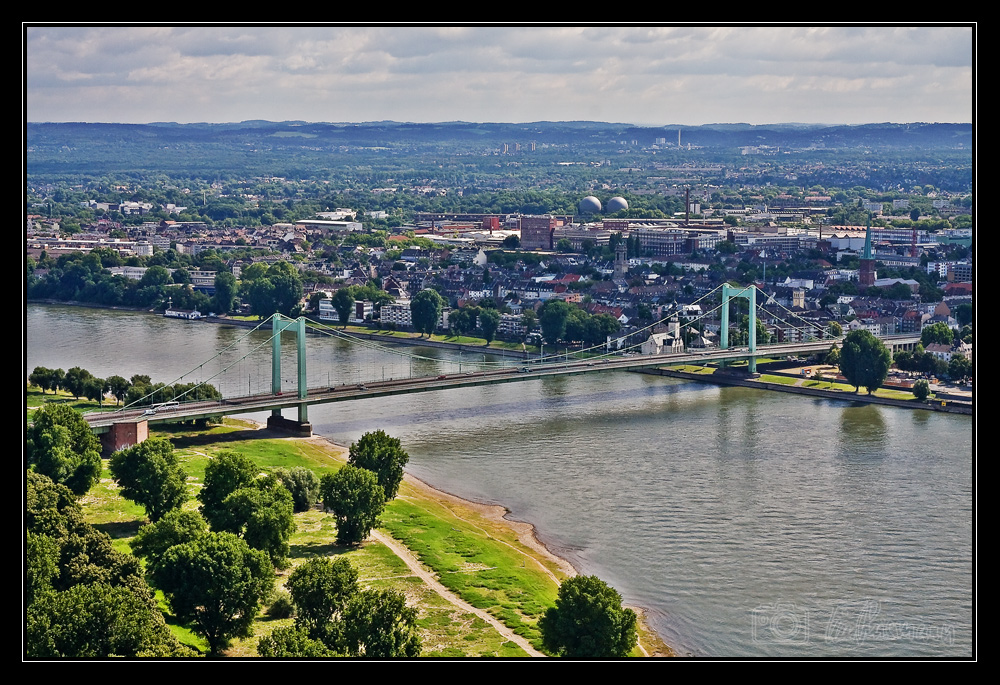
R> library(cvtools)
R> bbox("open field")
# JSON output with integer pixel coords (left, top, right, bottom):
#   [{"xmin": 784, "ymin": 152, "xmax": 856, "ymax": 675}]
[{"xmin": 70, "ymin": 418, "xmax": 667, "ymax": 657}]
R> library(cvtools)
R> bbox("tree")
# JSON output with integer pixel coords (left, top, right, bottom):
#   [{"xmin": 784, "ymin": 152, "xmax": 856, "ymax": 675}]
[
  {"xmin": 410, "ymin": 289, "xmax": 444, "ymax": 336},
  {"xmin": 921, "ymin": 321, "xmax": 954, "ymax": 347},
  {"xmin": 151, "ymin": 531, "xmax": 273, "ymax": 655},
  {"xmin": 341, "ymin": 588, "xmax": 422, "ymax": 658},
  {"xmin": 948, "ymin": 354, "xmax": 971, "ymax": 381},
  {"xmin": 105, "ymin": 374, "xmax": 131, "ymax": 405},
  {"xmin": 824, "ymin": 344, "xmax": 841, "ymax": 367},
  {"xmin": 26, "ymin": 404, "xmax": 102, "ymax": 496},
  {"xmin": 287, "ymin": 556, "xmax": 359, "ymax": 641},
  {"xmin": 828, "ymin": 321, "xmax": 843, "ymax": 338},
  {"xmin": 26, "ymin": 582, "xmax": 191, "ymax": 658},
  {"xmin": 130, "ymin": 509, "xmax": 209, "ymax": 563},
  {"xmin": 212, "ymin": 271, "xmax": 238, "ymax": 314},
  {"xmin": 257, "ymin": 626, "xmax": 338, "ymax": 657},
  {"xmin": 838, "ymin": 329, "xmax": 892, "ymax": 394},
  {"xmin": 479, "ymin": 307, "xmax": 501, "ymax": 344},
  {"xmin": 273, "ymin": 466, "xmax": 321, "ymax": 513},
  {"xmin": 109, "ymin": 438, "xmax": 187, "ymax": 522},
  {"xmin": 912, "ymin": 379, "xmax": 930, "ymax": 401},
  {"xmin": 539, "ymin": 575, "xmax": 638, "ymax": 658},
  {"xmin": 348, "ymin": 430, "xmax": 409, "ymax": 502},
  {"xmin": 29, "ymin": 366, "xmax": 58, "ymax": 394},
  {"xmin": 320, "ymin": 465, "xmax": 386, "ymax": 546},
  {"xmin": 539, "ymin": 300, "xmax": 572, "ymax": 344},
  {"xmin": 218, "ymin": 476, "xmax": 297, "ymax": 567},
  {"xmin": 63, "ymin": 366, "xmax": 94, "ymax": 400},
  {"xmin": 331, "ymin": 288, "xmax": 356, "ymax": 327},
  {"xmin": 198, "ymin": 450, "xmax": 258, "ymax": 530}
]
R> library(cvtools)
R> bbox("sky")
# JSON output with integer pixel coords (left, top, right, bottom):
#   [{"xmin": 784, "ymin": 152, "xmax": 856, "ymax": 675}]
[{"xmin": 24, "ymin": 25, "xmax": 974, "ymax": 126}]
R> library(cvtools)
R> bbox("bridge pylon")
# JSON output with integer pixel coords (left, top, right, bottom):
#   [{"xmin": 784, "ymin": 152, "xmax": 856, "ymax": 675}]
[
  {"xmin": 720, "ymin": 284, "xmax": 758, "ymax": 373},
  {"xmin": 269, "ymin": 313, "xmax": 311, "ymax": 435}
]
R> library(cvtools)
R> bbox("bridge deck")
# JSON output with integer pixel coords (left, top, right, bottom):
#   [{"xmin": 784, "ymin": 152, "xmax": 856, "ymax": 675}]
[{"xmin": 83, "ymin": 336, "xmax": 919, "ymax": 430}]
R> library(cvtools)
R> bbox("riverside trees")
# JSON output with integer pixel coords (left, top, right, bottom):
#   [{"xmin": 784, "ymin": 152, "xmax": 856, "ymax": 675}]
[
  {"xmin": 539, "ymin": 575, "xmax": 638, "ymax": 658},
  {"xmin": 198, "ymin": 451, "xmax": 296, "ymax": 566},
  {"xmin": 348, "ymin": 430, "xmax": 409, "ymax": 502},
  {"xmin": 271, "ymin": 556, "xmax": 420, "ymax": 658},
  {"xmin": 26, "ymin": 404, "xmax": 102, "ymax": 496},
  {"xmin": 321, "ymin": 465, "xmax": 385, "ymax": 546},
  {"xmin": 839, "ymin": 329, "xmax": 892, "ymax": 394},
  {"xmin": 151, "ymin": 531, "xmax": 273, "ymax": 656},
  {"xmin": 109, "ymin": 438, "xmax": 187, "ymax": 522},
  {"xmin": 410, "ymin": 289, "xmax": 444, "ymax": 336}
]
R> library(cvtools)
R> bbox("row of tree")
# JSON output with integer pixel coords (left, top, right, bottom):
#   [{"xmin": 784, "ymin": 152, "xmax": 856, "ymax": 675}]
[
  {"xmin": 538, "ymin": 300, "xmax": 622, "ymax": 347},
  {"xmin": 29, "ymin": 367, "xmax": 222, "ymax": 408}
]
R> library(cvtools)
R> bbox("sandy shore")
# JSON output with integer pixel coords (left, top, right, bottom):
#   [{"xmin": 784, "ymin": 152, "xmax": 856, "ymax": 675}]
[{"xmin": 296, "ymin": 428, "xmax": 675, "ymax": 657}]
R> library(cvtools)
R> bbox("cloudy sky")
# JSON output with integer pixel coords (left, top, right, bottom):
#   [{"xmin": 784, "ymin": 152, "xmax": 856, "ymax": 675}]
[{"xmin": 25, "ymin": 25, "xmax": 974, "ymax": 126}]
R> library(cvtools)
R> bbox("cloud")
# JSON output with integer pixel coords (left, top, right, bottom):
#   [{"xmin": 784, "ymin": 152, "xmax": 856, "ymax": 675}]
[{"xmin": 25, "ymin": 25, "xmax": 974, "ymax": 125}]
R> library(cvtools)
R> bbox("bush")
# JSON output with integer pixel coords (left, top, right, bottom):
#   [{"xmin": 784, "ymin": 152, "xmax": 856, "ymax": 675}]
[
  {"xmin": 273, "ymin": 466, "xmax": 321, "ymax": 513},
  {"xmin": 266, "ymin": 590, "xmax": 296, "ymax": 619}
]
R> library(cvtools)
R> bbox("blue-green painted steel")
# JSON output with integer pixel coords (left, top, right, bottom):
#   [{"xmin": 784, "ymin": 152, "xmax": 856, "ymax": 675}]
[
  {"xmin": 720, "ymin": 284, "xmax": 758, "ymax": 373},
  {"xmin": 270, "ymin": 314, "xmax": 309, "ymax": 423}
]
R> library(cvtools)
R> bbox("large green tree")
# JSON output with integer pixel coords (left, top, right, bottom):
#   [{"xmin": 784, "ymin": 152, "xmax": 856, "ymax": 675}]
[
  {"xmin": 211, "ymin": 271, "xmax": 238, "ymax": 314},
  {"xmin": 341, "ymin": 588, "xmax": 422, "ymax": 658},
  {"xmin": 109, "ymin": 437, "xmax": 187, "ymax": 522},
  {"xmin": 198, "ymin": 450, "xmax": 258, "ymax": 530},
  {"xmin": 273, "ymin": 466, "xmax": 321, "ymax": 513},
  {"xmin": 330, "ymin": 287, "xmax": 356, "ymax": 327},
  {"xmin": 538, "ymin": 575, "xmax": 638, "ymax": 658},
  {"xmin": 539, "ymin": 300, "xmax": 573, "ymax": 344},
  {"xmin": 26, "ymin": 404, "xmax": 103, "ymax": 496},
  {"xmin": 151, "ymin": 531, "xmax": 273, "ymax": 655},
  {"xmin": 348, "ymin": 430, "xmax": 409, "ymax": 501},
  {"xmin": 839, "ymin": 329, "xmax": 892, "ymax": 394},
  {"xmin": 130, "ymin": 509, "xmax": 209, "ymax": 563},
  {"xmin": 320, "ymin": 465, "xmax": 386, "ymax": 546},
  {"xmin": 920, "ymin": 321, "xmax": 954, "ymax": 347},
  {"xmin": 410, "ymin": 289, "xmax": 444, "ymax": 336},
  {"xmin": 287, "ymin": 556, "xmax": 359, "ymax": 643},
  {"xmin": 26, "ymin": 582, "xmax": 190, "ymax": 658},
  {"xmin": 479, "ymin": 307, "xmax": 501, "ymax": 344},
  {"xmin": 217, "ymin": 475, "xmax": 297, "ymax": 567}
]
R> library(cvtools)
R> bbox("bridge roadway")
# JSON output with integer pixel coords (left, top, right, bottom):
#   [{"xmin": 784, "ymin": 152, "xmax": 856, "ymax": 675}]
[{"xmin": 83, "ymin": 335, "xmax": 920, "ymax": 431}]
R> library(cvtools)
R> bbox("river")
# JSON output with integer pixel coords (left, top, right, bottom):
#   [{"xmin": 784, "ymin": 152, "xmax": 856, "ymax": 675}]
[{"xmin": 25, "ymin": 304, "xmax": 974, "ymax": 657}]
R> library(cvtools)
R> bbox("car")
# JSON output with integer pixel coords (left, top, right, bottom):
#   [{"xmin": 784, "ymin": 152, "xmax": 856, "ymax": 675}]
[{"xmin": 519, "ymin": 367, "xmax": 530, "ymax": 372}]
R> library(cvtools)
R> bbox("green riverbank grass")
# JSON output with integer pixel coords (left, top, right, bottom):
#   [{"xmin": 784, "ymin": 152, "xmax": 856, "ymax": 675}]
[{"xmin": 74, "ymin": 420, "xmax": 546, "ymax": 657}]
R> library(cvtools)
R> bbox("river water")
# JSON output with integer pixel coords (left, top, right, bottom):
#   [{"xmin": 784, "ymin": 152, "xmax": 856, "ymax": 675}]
[{"xmin": 25, "ymin": 304, "xmax": 974, "ymax": 657}]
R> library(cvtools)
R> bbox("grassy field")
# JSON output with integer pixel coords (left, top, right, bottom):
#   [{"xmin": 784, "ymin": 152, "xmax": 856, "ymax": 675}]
[
  {"xmin": 73, "ymin": 418, "xmax": 671, "ymax": 657},
  {"xmin": 28, "ymin": 385, "xmax": 669, "ymax": 658},
  {"xmin": 79, "ymin": 420, "xmax": 541, "ymax": 656}
]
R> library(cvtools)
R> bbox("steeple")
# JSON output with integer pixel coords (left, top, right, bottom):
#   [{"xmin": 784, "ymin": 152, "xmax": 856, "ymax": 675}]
[{"xmin": 862, "ymin": 212, "xmax": 873, "ymax": 260}]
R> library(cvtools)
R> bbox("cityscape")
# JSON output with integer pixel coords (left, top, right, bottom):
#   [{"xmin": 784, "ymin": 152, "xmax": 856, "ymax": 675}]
[{"xmin": 25, "ymin": 25, "xmax": 974, "ymax": 660}]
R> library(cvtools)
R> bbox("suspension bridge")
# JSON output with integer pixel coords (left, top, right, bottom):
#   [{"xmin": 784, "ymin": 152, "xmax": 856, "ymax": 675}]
[{"xmin": 82, "ymin": 284, "xmax": 920, "ymax": 450}]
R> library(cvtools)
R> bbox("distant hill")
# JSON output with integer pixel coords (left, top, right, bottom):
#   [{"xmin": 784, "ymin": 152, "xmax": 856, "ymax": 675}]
[{"xmin": 26, "ymin": 120, "xmax": 971, "ymax": 179}]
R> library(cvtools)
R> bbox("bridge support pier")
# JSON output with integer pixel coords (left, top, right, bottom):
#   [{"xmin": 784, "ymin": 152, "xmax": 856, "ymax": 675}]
[
  {"xmin": 100, "ymin": 420, "xmax": 149, "ymax": 455},
  {"xmin": 266, "ymin": 414, "xmax": 312, "ymax": 437},
  {"xmin": 271, "ymin": 314, "xmax": 309, "ymax": 425}
]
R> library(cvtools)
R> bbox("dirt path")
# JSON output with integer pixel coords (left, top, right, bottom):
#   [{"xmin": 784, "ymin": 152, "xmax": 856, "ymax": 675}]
[{"xmin": 369, "ymin": 529, "xmax": 545, "ymax": 657}]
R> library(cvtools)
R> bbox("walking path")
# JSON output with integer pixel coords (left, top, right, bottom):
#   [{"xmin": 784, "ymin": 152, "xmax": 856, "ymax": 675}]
[{"xmin": 369, "ymin": 529, "xmax": 545, "ymax": 657}]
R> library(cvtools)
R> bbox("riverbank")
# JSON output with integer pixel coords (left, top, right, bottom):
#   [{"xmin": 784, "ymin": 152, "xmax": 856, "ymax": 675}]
[
  {"xmin": 302, "ymin": 428, "xmax": 675, "ymax": 657},
  {"xmin": 640, "ymin": 366, "xmax": 972, "ymax": 414},
  {"xmin": 140, "ymin": 415, "xmax": 675, "ymax": 657}
]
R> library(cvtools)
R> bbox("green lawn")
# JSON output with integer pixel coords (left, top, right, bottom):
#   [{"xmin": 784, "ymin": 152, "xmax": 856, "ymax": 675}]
[{"xmin": 75, "ymin": 420, "xmax": 547, "ymax": 657}]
